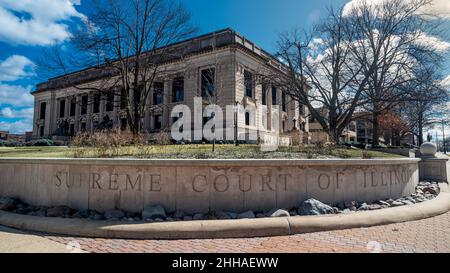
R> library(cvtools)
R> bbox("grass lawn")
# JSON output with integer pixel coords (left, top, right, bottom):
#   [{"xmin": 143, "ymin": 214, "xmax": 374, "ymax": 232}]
[
  {"xmin": 0, "ymin": 145, "xmax": 403, "ymax": 159},
  {"xmin": 0, "ymin": 146, "xmax": 70, "ymax": 158}
]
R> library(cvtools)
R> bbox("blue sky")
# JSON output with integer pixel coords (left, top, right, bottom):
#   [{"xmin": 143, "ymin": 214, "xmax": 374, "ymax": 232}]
[{"xmin": 0, "ymin": 0, "xmax": 449, "ymax": 134}]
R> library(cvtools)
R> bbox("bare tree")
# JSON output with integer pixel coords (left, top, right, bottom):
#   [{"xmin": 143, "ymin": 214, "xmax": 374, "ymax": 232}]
[
  {"xmin": 273, "ymin": 7, "xmax": 374, "ymax": 144},
  {"xmin": 401, "ymin": 66, "xmax": 449, "ymax": 145},
  {"xmin": 37, "ymin": 0, "xmax": 196, "ymax": 137},
  {"xmin": 347, "ymin": 0, "xmax": 445, "ymax": 147}
]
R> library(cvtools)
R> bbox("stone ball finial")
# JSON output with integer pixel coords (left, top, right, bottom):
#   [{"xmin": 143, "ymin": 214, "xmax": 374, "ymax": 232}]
[{"xmin": 420, "ymin": 142, "xmax": 437, "ymax": 157}]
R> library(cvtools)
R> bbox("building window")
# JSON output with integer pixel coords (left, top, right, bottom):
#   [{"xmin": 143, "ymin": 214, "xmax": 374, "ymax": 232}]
[
  {"xmin": 245, "ymin": 112, "xmax": 250, "ymax": 126},
  {"xmin": 81, "ymin": 122, "xmax": 87, "ymax": 132},
  {"xmin": 120, "ymin": 89, "xmax": 127, "ymax": 110},
  {"xmin": 172, "ymin": 77, "xmax": 184, "ymax": 102},
  {"xmin": 69, "ymin": 124, "xmax": 75, "ymax": 136},
  {"xmin": 81, "ymin": 95, "xmax": 88, "ymax": 115},
  {"xmin": 39, "ymin": 102, "xmax": 47, "ymax": 120},
  {"xmin": 93, "ymin": 94, "xmax": 100, "ymax": 113},
  {"xmin": 70, "ymin": 99, "xmax": 76, "ymax": 117},
  {"xmin": 39, "ymin": 126, "xmax": 44, "ymax": 137},
  {"xmin": 59, "ymin": 100, "xmax": 65, "ymax": 118},
  {"xmin": 299, "ymin": 103, "xmax": 304, "ymax": 116},
  {"xmin": 120, "ymin": 118, "xmax": 128, "ymax": 131},
  {"xmin": 244, "ymin": 70, "xmax": 253, "ymax": 98},
  {"xmin": 262, "ymin": 85, "xmax": 267, "ymax": 105},
  {"xmin": 282, "ymin": 92, "xmax": 287, "ymax": 112},
  {"xmin": 201, "ymin": 68, "xmax": 215, "ymax": 97},
  {"xmin": 153, "ymin": 82, "xmax": 164, "ymax": 105},
  {"xmin": 272, "ymin": 87, "xmax": 277, "ymax": 105},
  {"xmin": 154, "ymin": 114, "xmax": 162, "ymax": 130},
  {"xmin": 106, "ymin": 91, "xmax": 114, "ymax": 112}
]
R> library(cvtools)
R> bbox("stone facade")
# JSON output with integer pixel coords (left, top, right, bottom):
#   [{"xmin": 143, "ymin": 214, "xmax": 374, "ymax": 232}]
[
  {"xmin": 0, "ymin": 158, "xmax": 420, "ymax": 214},
  {"xmin": 32, "ymin": 29, "xmax": 309, "ymax": 142}
]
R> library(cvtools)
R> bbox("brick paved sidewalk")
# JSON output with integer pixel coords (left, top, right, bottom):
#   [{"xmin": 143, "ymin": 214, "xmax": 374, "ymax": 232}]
[{"xmin": 42, "ymin": 210, "xmax": 450, "ymax": 253}]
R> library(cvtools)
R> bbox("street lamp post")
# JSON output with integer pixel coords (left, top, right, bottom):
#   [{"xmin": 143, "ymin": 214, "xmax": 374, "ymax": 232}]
[{"xmin": 443, "ymin": 118, "xmax": 447, "ymax": 154}]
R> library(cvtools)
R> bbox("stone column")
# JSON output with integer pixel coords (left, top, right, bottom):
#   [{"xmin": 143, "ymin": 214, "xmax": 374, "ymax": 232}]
[
  {"xmin": 48, "ymin": 91, "xmax": 57, "ymax": 136},
  {"xmin": 75, "ymin": 95, "xmax": 81, "ymax": 133},
  {"xmin": 112, "ymin": 91, "xmax": 119, "ymax": 130},
  {"xmin": 64, "ymin": 96, "xmax": 70, "ymax": 119},
  {"xmin": 87, "ymin": 92, "xmax": 93, "ymax": 133},
  {"xmin": 419, "ymin": 142, "xmax": 449, "ymax": 183},
  {"xmin": 32, "ymin": 100, "xmax": 39, "ymax": 138},
  {"xmin": 163, "ymin": 80, "xmax": 171, "ymax": 129},
  {"xmin": 99, "ymin": 93, "xmax": 105, "ymax": 119},
  {"xmin": 267, "ymin": 84, "xmax": 272, "ymax": 131}
]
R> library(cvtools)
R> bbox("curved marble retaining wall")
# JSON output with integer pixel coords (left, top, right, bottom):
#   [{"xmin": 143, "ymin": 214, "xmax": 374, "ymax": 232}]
[{"xmin": 0, "ymin": 158, "xmax": 420, "ymax": 214}]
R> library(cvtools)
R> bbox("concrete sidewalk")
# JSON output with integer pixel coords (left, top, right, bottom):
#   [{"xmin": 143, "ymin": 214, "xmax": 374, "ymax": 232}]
[{"xmin": 0, "ymin": 225, "xmax": 72, "ymax": 253}]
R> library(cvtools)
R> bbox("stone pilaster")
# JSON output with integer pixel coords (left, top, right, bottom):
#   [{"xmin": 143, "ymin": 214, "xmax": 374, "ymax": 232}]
[{"xmin": 163, "ymin": 80, "xmax": 171, "ymax": 128}]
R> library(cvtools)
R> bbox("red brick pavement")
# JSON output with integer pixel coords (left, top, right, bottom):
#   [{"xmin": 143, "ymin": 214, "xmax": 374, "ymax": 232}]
[{"xmin": 43, "ymin": 210, "xmax": 450, "ymax": 253}]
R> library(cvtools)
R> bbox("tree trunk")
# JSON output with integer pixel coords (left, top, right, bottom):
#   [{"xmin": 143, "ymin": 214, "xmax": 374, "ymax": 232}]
[
  {"xmin": 372, "ymin": 112, "xmax": 380, "ymax": 147},
  {"xmin": 418, "ymin": 112, "xmax": 424, "ymax": 146}
]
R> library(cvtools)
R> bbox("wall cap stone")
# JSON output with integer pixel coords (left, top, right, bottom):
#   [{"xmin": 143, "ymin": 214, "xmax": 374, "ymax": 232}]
[{"xmin": 0, "ymin": 157, "xmax": 421, "ymax": 167}]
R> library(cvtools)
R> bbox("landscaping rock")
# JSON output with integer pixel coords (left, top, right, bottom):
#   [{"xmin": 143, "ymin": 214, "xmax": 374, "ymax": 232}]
[
  {"xmin": 142, "ymin": 205, "xmax": 166, "ymax": 220},
  {"xmin": 90, "ymin": 213, "xmax": 104, "ymax": 221},
  {"xmin": 255, "ymin": 213, "xmax": 265, "ymax": 218},
  {"xmin": 72, "ymin": 210, "xmax": 90, "ymax": 219},
  {"xmin": 378, "ymin": 200, "xmax": 390, "ymax": 207},
  {"xmin": 269, "ymin": 209, "xmax": 290, "ymax": 217},
  {"xmin": 336, "ymin": 203, "xmax": 346, "ymax": 210},
  {"xmin": 391, "ymin": 201, "xmax": 404, "ymax": 207},
  {"xmin": 173, "ymin": 211, "xmax": 185, "ymax": 219},
  {"xmin": 46, "ymin": 206, "xmax": 72, "ymax": 217},
  {"xmin": 367, "ymin": 204, "xmax": 382, "ymax": 210},
  {"xmin": 423, "ymin": 186, "xmax": 439, "ymax": 195},
  {"xmin": 0, "ymin": 197, "xmax": 19, "ymax": 211},
  {"xmin": 104, "ymin": 209, "xmax": 125, "ymax": 220},
  {"xmin": 358, "ymin": 203, "xmax": 369, "ymax": 211},
  {"xmin": 298, "ymin": 199, "xmax": 334, "ymax": 215},
  {"xmin": 289, "ymin": 210, "xmax": 298, "ymax": 216},
  {"xmin": 193, "ymin": 213, "xmax": 204, "ymax": 220},
  {"xmin": 216, "ymin": 211, "xmax": 232, "ymax": 220},
  {"xmin": 0, "ymin": 203, "xmax": 16, "ymax": 211},
  {"xmin": 227, "ymin": 212, "xmax": 238, "ymax": 219},
  {"xmin": 344, "ymin": 201, "xmax": 357, "ymax": 208},
  {"xmin": 401, "ymin": 200, "xmax": 414, "ymax": 206},
  {"xmin": 237, "ymin": 211, "xmax": 255, "ymax": 219}
]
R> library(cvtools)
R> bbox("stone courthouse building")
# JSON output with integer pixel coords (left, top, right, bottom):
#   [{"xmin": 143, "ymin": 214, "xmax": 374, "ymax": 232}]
[{"xmin": 32, "ymin": 28, "xmax": 309, "ymax": 142}]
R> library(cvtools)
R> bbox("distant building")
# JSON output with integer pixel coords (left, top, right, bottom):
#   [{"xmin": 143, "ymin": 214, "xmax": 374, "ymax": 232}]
[
  {"xmin": 0, "ymin": 131, "xmax": 27, "ymax": 142},
  {"xmin": 0, "ymin": 131, "xmax": 8, "ymax": 140},
  {"xmin": 308, "ymin": 108, "xmax": 357, "ymax": 144},
  {"xmin": 25, "ymin": 132, "xmax": 33, "ymax": 142}
]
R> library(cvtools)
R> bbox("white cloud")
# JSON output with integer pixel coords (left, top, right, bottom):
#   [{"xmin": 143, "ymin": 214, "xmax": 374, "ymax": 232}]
[
  {"xmin": 0, "ymin": 107, "xmax": 33, "ymax": 119},
  {"xmin": 419, "ymin": 0, "xmax": 450, "ymax": 19},
  {"xmin": 0, "ymin": 120, "xmax": 32, "ymax": 134},
  {"xmin": 0, "ymin": 0, "xmax": 85, "ymax": 46},
  {"xmin": 441, "ymin": 75, "xmax": 450, "ymax": 88},
  {"xmin": 0, "ymin": 84, "xmax": 34, "ymax": 107},
  {"xmin": 413, "ymin": 31, "xmax": 450, "ymax": 52},
  {"xmin": 0, "ymin": 55, "xmax": 35, "ymax": 82},
  {"xmin": 343, "ymin": 0, "xmax": 450, "ymax": 19}
]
